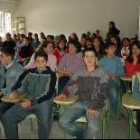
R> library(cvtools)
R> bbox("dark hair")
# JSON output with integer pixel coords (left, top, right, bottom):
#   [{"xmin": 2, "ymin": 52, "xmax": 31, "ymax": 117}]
[
  {"xmin": 34, "ymin": 33, "xmax": 39, "ymax": 41},
  {"xmin": 13, "ymin": 34, "xmax": 17, "ymax": 37},
  {"xmin": 81, "ymin": 33, "xmax": 87, "ymax": 39},
  {"xmin": 34, "ymin": 49, "xmax": 48, "ymax": 62},
  {"xmin": 20, "ymin": 34, "xmax": 26, "ymax": 38},
  {"xmin": 108, "ymin": 21, "xmax": 120, "ymax": 37},
  {"xmin": 104, "ymin": 42, "xmax": 116, "ymax": 55},
  {"xmin": 24, "ymin": 37, "xmax": 30, "ymax": 42},
  {"xmin": 82, "ymin": 48, "xmax": 98, "ymax": 58},
  {"xmin": 86, "ymin": 37, "xmax": 92, "ymax": 42},
  {"xmin": 109, "ymin": 21, "xmax": 115, "ymax": 28},
  {"xmin": 93, "ymin": 37, "xmax": 104, "ymax": 56},
  {"xmin": 57, "ymin": 38, "xmax": 67, "ymax": 51},
  {"xmin": 67, "ymin": 40, "xmax": 79, "ymax": 51},
  {"xmin": 28, "ymin": 32, "xmax": 33, "ymax": 36},
  {"xmin": 68, "ymin": 33, "xmax": 79, "ymax": 42},
  {"xmin": 1, "ymin": 47, "xmax": 15, "ymax": 60},
  {"xmin": 126, "ymin": 41, "xmax": 140, "ymax": 63},
  {"xmin": 47, "ymin": 35, "xmax": 54, "ymax": 40},
  {"xmin": 122, "ymin": 38, "xmax": 130, "ymax": 44},
  {"xmin": 34, "ymin": 33, "xmax": 38, "ymax": 37},
  {"xmin": 93, "ymin": 37, "xmax": 104, "ymax": 46},
  {"xmin": 109, "ymin": 35, "xmax": 121, "ymax": 47},
  {"xmin": 59, "ymin": 34, "xmax": 67, "ymax": 44},
  {"xmin": 6, "ymin": 33, "xmax": 11, "ymax": 37},
  {"xmin": 40, "ymin": 41, "xmax": 54, "ymax": 49}
]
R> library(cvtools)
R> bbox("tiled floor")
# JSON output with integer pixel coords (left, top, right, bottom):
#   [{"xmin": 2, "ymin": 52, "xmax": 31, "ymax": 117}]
[{"xmin": 0, "ymin": 116, "xmax": 140, "ymax": 139}]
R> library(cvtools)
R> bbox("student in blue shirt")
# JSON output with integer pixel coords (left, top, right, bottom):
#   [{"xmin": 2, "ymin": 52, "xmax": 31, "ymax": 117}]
[{"xmin": 99, "ymin": 43, "xmax": 125, "ymax": 116}]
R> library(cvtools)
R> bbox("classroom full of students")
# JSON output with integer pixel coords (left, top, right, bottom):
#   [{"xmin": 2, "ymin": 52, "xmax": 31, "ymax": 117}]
[{"xmin": 0, "ymin": 21, "xmax": 140, "ymax": 139}]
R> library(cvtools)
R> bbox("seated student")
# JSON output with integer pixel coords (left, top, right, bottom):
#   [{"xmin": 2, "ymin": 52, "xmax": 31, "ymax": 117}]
[
  {"xmin": 32, "ymin": 33, "xmax": 40, "ymax": 49},
  {"xmin": 132, "ymin": 73, "xmax": 140, "ymax": 135},
  {"xmin": 125, "ymin": 41, "xmax": 140, "ymax": 77},
  {"xmin": 68, "ymin": 33, "xmax": 81, "ymax": 52},
  {"xmin": 2, "ymin": 33, "xmax": 16, "ymax": 49},
  {"xmin": 0, "ymin": 47, "xmax": 24, "ymax": 119},
  {"xmin": 99, "ymin": 43, "xmax": 125, "ymax": 116},
  {"xmin": 93, "ymin": 37, "xmax": 104, "ymax": 59},
  {"xmin": 54, "ymin": 35, "xmax": 61, "ymax": 47},
  {"xmin": 68, "ymin": 33, "xmax": 79, "ymax": 42},
  {"xmin": 13, "ymin": 34, "xmax": 18, "ymax": 44},
  {"xmin": 95, "ymin": 30, "xmax": 101, "ymax": 38},
  {"xmin": 86, "ymin": 31, "xmax": 91, "ymax": 38},
  {"xmin": 27, "ymin": 32, "xmax": 34, "ymax": 45},
  {"xmin": 110, "ymin": 35, "xmax": 121, "ymax": 57},
  {"xmin": 86, "ymin": 38, "xmax": 93, "ymax": 48},
  {"xmin": 53, "ymin": 38, "xmax": 67, "ymax": 65},
  {"xmin": 15, "ymin": 34, "xmax": 25, "ymax": 51},
  {"xmin": 24, "ymin": 41, "xmax": 57, "ymax": 72},
  {"xmin": 2, "ymin": 50, "xmax": 57, "ymax": 139},
  {"xmin": 120, "ymin": 38, "xmax": 130, "ymax": 63},
  {"xmin": 57, "ymin": 41, "xmax": 83, "ymax": 94},
  {"xmin": 17, "ymin": 33, "xmax": 21, "ymax": 40},
  {"xmin": 40, "ymin": 32, "xmax": 47, "ymax": 45},
  {"xmin": 80, "ymin": 35, "xmax": 87, "ymax": 51},
  {"xmin": 55, "ymin": 48, "xmax": 108, "ymax": 139},
  {"xmin": 47, "ymin": 35, "xmax": 54, "ymax": 43},
  {"xmin": 18, "ymin": 37, "xmax": 34, "ymax": 63}
]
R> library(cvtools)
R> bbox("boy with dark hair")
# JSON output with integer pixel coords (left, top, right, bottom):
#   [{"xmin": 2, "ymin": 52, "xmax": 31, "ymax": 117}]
[
  {"xmin": 99, "ymin": 43, "xmax": 124, "ymax": 116},
  {"xmin": 0, "ymin": 47, "xmax": 24, "ymax": 119},
  {"xmin": 2, "ymin": 33, "xmax": 16, "ymax": 49},
  {"xmin": 2, "ymin": 50, "xmax": 56, "ymax": 139},
  {"xmin": 55, "ymin": 48, "xmax": 108, "ymax": 139}
]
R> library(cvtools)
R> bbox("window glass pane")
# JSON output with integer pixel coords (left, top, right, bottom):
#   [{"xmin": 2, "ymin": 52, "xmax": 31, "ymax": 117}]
[
  {"xmin": 0, "ymin": 11, "xmax": 11, "ymax": 37},
  {"xmin": 5, "ymin": 12, "xmax": 11, "ymax": 33}
]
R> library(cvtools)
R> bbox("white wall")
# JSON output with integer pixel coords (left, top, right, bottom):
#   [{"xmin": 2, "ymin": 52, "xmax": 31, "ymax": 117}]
[
  {"xmin": 15, "ymin": 0, "xmax": 140, "ymax": 39},
  {"xmin": 0, "ymin": 0, "xmax": 19, "ymax": 13}
]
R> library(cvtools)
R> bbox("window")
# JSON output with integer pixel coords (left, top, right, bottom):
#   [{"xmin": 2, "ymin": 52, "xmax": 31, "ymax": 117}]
[{"xmin": 0, "ymin": 11, "xmax": 11, "ymax": 37}]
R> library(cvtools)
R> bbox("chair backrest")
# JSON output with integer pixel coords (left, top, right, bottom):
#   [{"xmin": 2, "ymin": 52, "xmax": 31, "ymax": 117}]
[
  {"xmin": 132, "ymin": 73, "xmax": 140, "ymax": 93},
  {"xmin": 104, "ymin": 99, "xmax": 110, "ymax": 111},
  {"xmin": 132, "ymin": 75, "xmax": 136, "ymax": 92},
  {"xmin": 55, "ymin": 73, "xmax": 59, "ymax": 95}
]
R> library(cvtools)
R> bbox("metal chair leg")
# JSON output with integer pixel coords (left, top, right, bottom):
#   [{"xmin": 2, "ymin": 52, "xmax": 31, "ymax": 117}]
[
  {"xmin": 29, "ymin": 118, "xmax": 34, "ymax": 132},
  {"xmin": 125, "ymin": 108, "xmax": 133, "ymax": 139},
  {"xmin": 102, "ymin": 115, "xmax": 106, "ymax": 139}
]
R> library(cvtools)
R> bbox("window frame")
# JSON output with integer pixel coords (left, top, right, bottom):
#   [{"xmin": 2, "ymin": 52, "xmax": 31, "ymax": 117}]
[{"xmin": 0, "ymin": 10, "xmax": 12, "ymax": 38}]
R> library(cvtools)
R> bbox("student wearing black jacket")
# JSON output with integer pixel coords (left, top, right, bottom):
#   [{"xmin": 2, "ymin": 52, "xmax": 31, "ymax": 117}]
[{"xmin": 2, "ymin": 33, "xmax": 16, "ymax": 49}]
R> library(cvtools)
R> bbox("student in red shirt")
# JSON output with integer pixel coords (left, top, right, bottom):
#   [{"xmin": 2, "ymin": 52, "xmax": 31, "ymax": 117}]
[
  {"xmin": 125, "ymin": 41, "xmax": 140, "ymax": 77},
  {"xmin": 53, "ymin": 38, "xmax": 67, "ymax": 65}
]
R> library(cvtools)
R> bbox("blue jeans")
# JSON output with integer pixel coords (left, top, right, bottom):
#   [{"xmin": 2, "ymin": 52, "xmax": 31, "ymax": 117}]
[
  {"xmin": 2, "ymin": 99, "xmax": 53, "ymax": 139},
  {"xmin": 0, "ymin": 101, "xmax": 14, "ymax": 120},
  {"xmin": 108, "ymin": 79, "xmax": 118, "ymax": 115},
  {"xmin": 59, "ymin": 101, "xmax": 102, "ymax": 139},
  {"xmin": 58, "ymin": 76, "xmax": 70, "ymax": 94}
]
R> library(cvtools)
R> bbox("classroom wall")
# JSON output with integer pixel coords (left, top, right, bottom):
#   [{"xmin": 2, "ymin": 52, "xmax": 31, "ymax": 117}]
[
  {"xmin": 0, "ymin": 0, "xmax": 19, "ymax": 13},
  {"xmin": 15, "ymin": 0, "xmax": 140, "ymax": 39}
]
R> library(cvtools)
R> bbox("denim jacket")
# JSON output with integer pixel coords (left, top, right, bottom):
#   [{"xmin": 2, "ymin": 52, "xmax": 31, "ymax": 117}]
[{"xmin": 0, "ymin": 61, "xmax": 24, "ymax": 95}]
